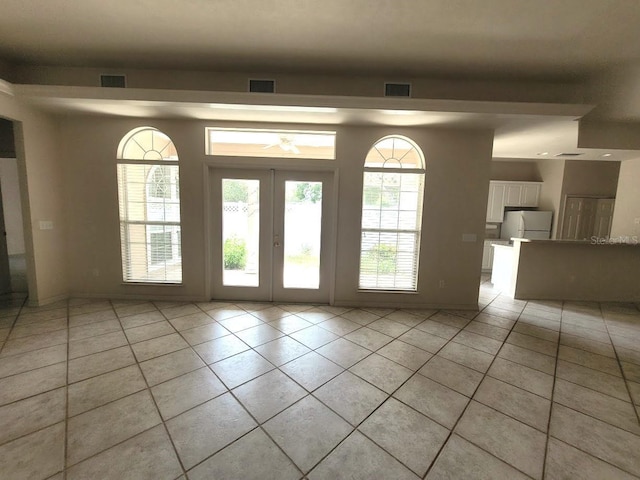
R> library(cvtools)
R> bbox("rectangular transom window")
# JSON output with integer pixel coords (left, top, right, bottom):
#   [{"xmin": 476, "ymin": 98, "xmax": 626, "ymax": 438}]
[{"xmin": 206, "ymin": 128, "xmax": 336, "ymax": 159}]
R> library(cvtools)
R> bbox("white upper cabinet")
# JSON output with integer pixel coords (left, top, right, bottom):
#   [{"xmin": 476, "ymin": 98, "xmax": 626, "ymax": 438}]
[
  {"xmin": 486, "ymin": 183, "xmax": 506, "ymax": 222},
  {"xmin": 486, "ymin": 181, "xmax": 541, "ymax": 222}
]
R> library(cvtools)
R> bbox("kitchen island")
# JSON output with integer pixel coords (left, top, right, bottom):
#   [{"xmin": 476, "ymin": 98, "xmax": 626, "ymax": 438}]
[{"xmin": 491, "ymin": 238, "xmax": 640, "ymax": 301}]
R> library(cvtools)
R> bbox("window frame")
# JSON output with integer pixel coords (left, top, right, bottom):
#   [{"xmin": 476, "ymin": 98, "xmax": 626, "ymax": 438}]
[
  {"xmin": 358, "ymin": 135, "xmax": 426, "ymax": 292},
  {"xmin": 116, "ymin": 127, "xmax": 182, "ymax": 284}
]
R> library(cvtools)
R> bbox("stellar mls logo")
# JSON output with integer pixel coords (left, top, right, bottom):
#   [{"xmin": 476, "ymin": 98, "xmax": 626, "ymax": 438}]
[{"xmin": 590, "ymin": 236, "xmax": 639, "ymax": 245}]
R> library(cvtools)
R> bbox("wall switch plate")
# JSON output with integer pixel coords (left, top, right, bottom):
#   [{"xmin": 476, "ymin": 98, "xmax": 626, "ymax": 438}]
[
  {"xmin": 39, "ymin": 221, "xmax": 53, "ymax": 230},
  {"xmin": 634, "ymin": 218, "xmax": 640, "ymax": 225},
  {"xmin": 462, "ymin": 233, "xmax": 477, "ymax": 242}
]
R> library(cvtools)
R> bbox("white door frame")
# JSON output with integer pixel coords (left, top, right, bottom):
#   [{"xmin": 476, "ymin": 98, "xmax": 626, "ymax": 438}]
[{"xmin": 204, "ymin": 160, "xmax": 338, "ymax": 304}]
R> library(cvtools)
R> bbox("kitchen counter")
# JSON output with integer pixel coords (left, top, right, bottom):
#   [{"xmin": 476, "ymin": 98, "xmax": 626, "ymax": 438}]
[{"xmin": 493, "ymin": 238, "xmax": 640, "ymax": 301}]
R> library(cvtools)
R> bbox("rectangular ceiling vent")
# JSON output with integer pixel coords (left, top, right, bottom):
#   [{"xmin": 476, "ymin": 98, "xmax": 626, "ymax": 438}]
[
  {"xmin": 249, "ymin": 79, "xmax": 276, "ymax": 93},
  {"xmin": 384, "ymin": 82, "xmax": 411, "ymax": 97},
  {"xmin": 100, "ymin": 74, "xmax": 126, "ymax": 88},
  {"xmin": 555, "ymin": 153, "xmax": 583, "ymax": 157}
]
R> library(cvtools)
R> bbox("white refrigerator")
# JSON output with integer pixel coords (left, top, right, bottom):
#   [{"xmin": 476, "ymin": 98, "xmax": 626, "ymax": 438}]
[{"xmin": 500, "ymin": 210, "xmax": 553, "ymax": 240}]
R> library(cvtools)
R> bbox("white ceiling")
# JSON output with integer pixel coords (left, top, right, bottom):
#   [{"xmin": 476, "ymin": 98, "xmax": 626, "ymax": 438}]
[{"xmin": 1, "ymin": 0, "xmax": 640, "ymax": 78}]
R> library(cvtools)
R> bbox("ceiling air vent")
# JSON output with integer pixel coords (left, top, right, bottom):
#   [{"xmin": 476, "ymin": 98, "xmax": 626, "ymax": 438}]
[
  {"xmin": 249, "ymin": 79, "xmax": 276, "ymax": 93},
  {"xmin": 100, "ymin": 74, "xmax": 126, "ymax": 88},
  {"xmin": 384, "ymin": 82, "xmax": 411, "ymax": 97},
  {"xmin": 554, "ymin": 153, "xmax": 583, "ymax": 157}
]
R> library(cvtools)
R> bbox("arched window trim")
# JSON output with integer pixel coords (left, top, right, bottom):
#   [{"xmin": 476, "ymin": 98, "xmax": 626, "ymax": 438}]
[
  {"xmin": 116, "ymin": 127, "xmax": 182, "ymax": 284},
  {"xmin": 359, "ymin": 135, "xmax": 426, "ymax": 292}
]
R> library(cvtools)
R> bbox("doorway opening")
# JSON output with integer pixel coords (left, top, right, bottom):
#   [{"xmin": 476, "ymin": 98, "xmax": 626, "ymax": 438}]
[{"xmin": 0, "ymin": 118, "xmax": 28, "ymax": 296}]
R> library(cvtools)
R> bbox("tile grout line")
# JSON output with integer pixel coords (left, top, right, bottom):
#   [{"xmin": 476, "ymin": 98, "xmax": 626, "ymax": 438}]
[
  {"xmin": 599, "ymin": 304, "xmax": 640, "ymax": 426},
  {"xmin": 540, "ymin": 300, "xmax": 564, "ymax": 480},
  {"xmin": 418, "ymin": 297, "xmax": 533, "ymax": 480},
  {"xmin": 63, "ymin": 298, "xmax": 70, "ymax": 480},
  {"xmin": 178, "ymin": 302, "xmax": 307, "ymax": 478}
]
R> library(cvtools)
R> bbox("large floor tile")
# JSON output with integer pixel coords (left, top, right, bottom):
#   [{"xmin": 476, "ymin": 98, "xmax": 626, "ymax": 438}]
[
  {"xmin": 68, "ymin": 345, "xmax": 135, "ymax": 383},
  {"xmin": 68, "ymin": 364, "xmax": 146, "ymax": 416},
  {"xmin": 314, "ymin": 371, "xmax": 387, "ymax": 425},
  {"xmin": 553, "ymin": 378, "xmax": 640, "ymax": 434},
  {"xmin": 289, "ymin": 325, "xmax": 339, "ymax": 349},
  {"xmin": 210, "ymin": 349, "xmax": 274, "ymax": 389},
  {"xmin": 187, "ymin": 428, "xmax": 301, "ymax": 480},
  {"xmin": 359, "ymin": 397, "xmax": 449, "ymax": 476},
  {"xmin": 151, "ymin": 366, "xmax": 227, "ymax": 420},
  {"xmin": 349, "ymin": 353, "xmax": 412, "ymax": 394},
  {"xmin": 474, "ymin": 376, "xmax": 551, "ymax": 432},
  {"xmin": 68, "ymin": 330, "xmax": 127, "ymax": 359},
  {"xmin": 455, "ymin": 401, "xmax": 547, "ymax": 479},
  {"xmin": 69, "ymin": 319, "xmax": 122, "ymax": 342},
  {"xmin": 130, "ymin": 333, "xmax": 189, "ymax": 362},
  {"xmin": 488, "ymin": 357, "xmax": 554, "ymax": 399},
  {"xmin": 452, "ymin": 330, "xmax": 502, "ymax": 355},
  {"xmin": 139, "ymin": 347, "xmax": 205, "ymax": 386},
  {"xmin": 254, "ymin": 336, "xmax": 310, "ymax": 366},
  {"xmin": 66, "ymin": 425, "xmax": 182, "ymax": 480},
  {"xmin": 414, "ymin": 319, "xmax": 460, "ymax": 340},
  {"xmin": 1, "ymin": 329, "xmax": 68, "ymax": 357},
  {"xmin": 316, "ymin": 338, "xmax": 371, "ymax": 368},
  {"xmin": 376, "ymin": 339, "xmax": 433, "ymax": 370},
  {"xmin": 0, "ymin": 422, "xmax": 65, "ymax": 480},
  {"xmin": 263, "ymin": 395, "xmax": 352, "ymax": 473},
  {"xmin": 318, "ymin": 316, "xmax": 361, "ymax": 336},
  {"xmin": 267, "ymin": 315, "xmax": 312, "ymax": 334},
  {"xmin": 0, "ymin": 362, "xmax": 66, "ymax": 406},
  {"xmin": 193, "ymin": 334, "xmax": 248, "ymax": 364},
  {"xmin": 233, "ymin": 369, "xmax": 307, "ymax": 422},
  {"xmin": 0, "ymin": 387, "xmax": 66, "ymax": 445},
  {"xmin": 0, "ymin": 343, "xmax": 66, "ymax": 379},
  {"xmin": 558, "ymin": 345, "xmax": 622, "ymax": 376},
  {"xmin": 124, "ymin": 320, "xmax": 176, "ymax": 344},
  {"xmin": 556, "ymin": 359, "xmax": 630, "ymax": 401},
  {"xmin": 344, "ymin": 327, "xmax": 394, "ymax": 351},
  {"xmin": 438, "ymin": 342, "xmax": 495, "ymax": 373},
  {"xmin": 180, "ymin": 321, "xmax": 230, "ymax": 345},
  {"xmin": 549, "ymin": 403, "xmax": 640, "ymax": 477},
  {"xmin": 419, "ymin": 355, "xmax": 483, "ymax": 397},
  {"xmin": 234, "ymin": 323, "xmax": 284, "ymax": 347},
  {"xmin": 506, "ymin": 331, "xmax": 557, "ymax": 356},
  {"xmin": 497, "ymin": 342, "xmax": 556, "ymax": 375},
  {"xmin": 166, "ymin": 392, "xmax": 257, "ymax": 470},
  {"xmin": 394, "ymin": 374, "xmax": 469, "ymax": 428},
  {"xmin": 398, "ymin": 329, "xmax": 448, "ymax": 354},
  {"xmin": 545, "ymin": 437, "xmax": 637, "ymax": 480},
  {"xmin": 67, "ymin": 390, "xmax": 161, "ymax": 465},
  {"xmin": 426, "ymin": 434, "xmax": 530, "ymax": 480},
  {"xmin": 308, "ymin": 431, "xmax": 419, "ymax": 480},
  {"xmin": 279, "ymin": 351, "xmax": 344, "ymax": 391}
]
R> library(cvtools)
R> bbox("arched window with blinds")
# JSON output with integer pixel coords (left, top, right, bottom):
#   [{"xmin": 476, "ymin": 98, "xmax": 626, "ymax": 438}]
[
  {"xmin": 359, "ymin": 135, "xmax": 425, "ymax": 291},
  {"xmin": 116, "ymin": 127, "xmax": 182, "ymax": 283}
]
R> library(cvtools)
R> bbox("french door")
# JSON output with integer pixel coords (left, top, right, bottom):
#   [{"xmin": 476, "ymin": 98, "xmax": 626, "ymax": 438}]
[{"xmin": 210, "ymin": 168, "xmax": 334, "ymax": 303}]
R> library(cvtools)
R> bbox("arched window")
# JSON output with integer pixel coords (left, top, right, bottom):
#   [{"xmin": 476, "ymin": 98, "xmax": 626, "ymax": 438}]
[
  {"xmin": 359, "ymin": 135, "xmax": 425, "ymax": 291},
  {"xmin": 117, "ymin": 127, "xmax": 182, "ymax": 283}
]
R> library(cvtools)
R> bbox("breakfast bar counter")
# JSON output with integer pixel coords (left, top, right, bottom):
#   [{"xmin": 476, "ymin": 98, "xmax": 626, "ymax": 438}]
[{"xmin": 491, "ymin": 238, "xmax": 640, "ymax": 301}]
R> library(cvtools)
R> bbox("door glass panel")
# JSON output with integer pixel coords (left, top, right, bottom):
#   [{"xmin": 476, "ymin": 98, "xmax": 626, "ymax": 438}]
[
  {"xmin": 222, "ymin": 179, "xmax": 260, "ymax": 286},
  {"xmin": 283, "ymin": 181, "xmax": 322, "ymax": 289}
]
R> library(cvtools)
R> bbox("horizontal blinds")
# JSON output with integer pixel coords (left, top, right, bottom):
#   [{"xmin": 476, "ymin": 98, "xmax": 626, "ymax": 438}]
[
  {"xmin": 359, "ymin": 171, "xmax": 424, "ymax": 291},
  {"xmin": 117, "ymin": 162, "xmax": 182, "ymax": 283}
]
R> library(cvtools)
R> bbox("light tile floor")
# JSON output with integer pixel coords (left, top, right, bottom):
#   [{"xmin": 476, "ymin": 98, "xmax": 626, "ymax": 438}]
[{"xmin": 1, "ymin": 279, "xmax": 640, "ymax": 479}]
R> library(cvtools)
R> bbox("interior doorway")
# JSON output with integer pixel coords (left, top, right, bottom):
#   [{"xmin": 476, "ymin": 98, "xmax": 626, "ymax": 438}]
[
  {"xmin": 0, "ymin": 119, "xmax": 28, "ymax": 294},
  {"xmin": 210, "ymin": 168, "xmax": 334, "ymax": 304}
]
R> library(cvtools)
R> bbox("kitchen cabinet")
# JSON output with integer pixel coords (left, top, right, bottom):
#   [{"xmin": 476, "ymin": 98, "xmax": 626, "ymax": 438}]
[
  {"xmin": 486, "ymin": 183, "xmax": 506, "ymax": 222},
  {"xmin": 486, "ymin": 181, "xmax": 541, "ymax": 222}
]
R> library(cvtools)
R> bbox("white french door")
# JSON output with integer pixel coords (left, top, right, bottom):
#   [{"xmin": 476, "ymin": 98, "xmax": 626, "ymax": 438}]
[{"xmin": 210, "ymin": 168, "xmax": 334, "ymax": 303}]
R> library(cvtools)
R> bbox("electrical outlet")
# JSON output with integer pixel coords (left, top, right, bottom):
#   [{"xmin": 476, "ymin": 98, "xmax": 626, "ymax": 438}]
[
  {"xmin": 634, "ymin": 218, "xmax": 640, "ymax": 225},
  {"xmin": 39, "ymin": 220, "xmax": 53, "ymax": 230},
  {"xmin": 439, "ymin": 280, "xmax": 446, "ymax": 288},
  {"xmin": 92, "ymin": 269, "xmax": 100, "ymax": 277}
]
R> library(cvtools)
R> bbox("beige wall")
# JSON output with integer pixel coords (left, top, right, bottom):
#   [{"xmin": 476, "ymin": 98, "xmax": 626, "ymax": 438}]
[
  {"xmin": 13, "ymin": 65, "xmax": 586, "ymax": 104},
  {"xmin": 0, "ymin": 91, "xmax": 69, "ymax": 304},
  {"xmin": 334, "ymin": 126, "xmax": 494, "ymax": 308},
  {"xmin": 611, "ymin": 158, "xmax": 640, "ymax": 240},
  {"xmin": 58, "ymin": 116, "xmax": 493, "ymax": 307},
  {"xmin": 535, "ymin": 159, "xmax": 565, "ymax": 238},
  {"xmin": 490, "ymin": 160, "xmax": 540, "ymax": 181},
  {"xmin": 0, "ymin": 158, "xmax": 25, "ymax": 255}
]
